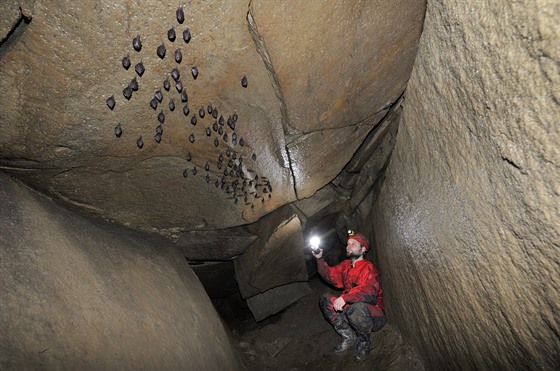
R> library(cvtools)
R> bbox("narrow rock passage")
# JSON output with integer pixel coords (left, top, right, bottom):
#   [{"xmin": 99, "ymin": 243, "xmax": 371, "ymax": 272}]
[{"xmin": 233, "ymin": 279, "xmax": 424, "ymax": 370}]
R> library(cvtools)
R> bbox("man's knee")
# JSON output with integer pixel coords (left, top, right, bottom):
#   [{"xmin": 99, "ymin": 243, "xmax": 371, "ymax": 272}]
[
  {"xmin": 320, "ymin": 294, "xmax": 335, "ymax": 310},
  {"xmin": 320, "ymin": 294, "xmax": 339, "ymax": 323},
  {"xmin": 345, "ymin": 302, "xmax": 370, "ymax": 323},
  {"xmin": 345, "ymin": 302, "xmax": 386, "ymax": 333},
  {"xmin": 371, "ymin": 315, "xmax": 387, "ymax": 332},
  {"xmin": 320, "ymin": 293, "xmax": 334, "ymax": 302}
]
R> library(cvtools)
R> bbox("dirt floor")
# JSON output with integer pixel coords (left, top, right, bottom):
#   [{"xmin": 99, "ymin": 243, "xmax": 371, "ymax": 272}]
[{"xmin": 229, "ymin": 278, "xmax": 425, "ymax": 371}]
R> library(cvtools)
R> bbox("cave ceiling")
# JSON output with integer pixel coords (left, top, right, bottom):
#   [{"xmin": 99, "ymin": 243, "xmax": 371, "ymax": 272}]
[{"xmin": 0, "ymin": 0, "xmax": 426, "ymax": 259}]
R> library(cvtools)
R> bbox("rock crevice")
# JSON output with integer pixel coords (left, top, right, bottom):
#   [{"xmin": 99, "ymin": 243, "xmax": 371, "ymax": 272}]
[
  {"xmin": 246, "ymin": 1, "xmax": 299, "ymax": 200},
  {"xmin": 246, "ymin": 1, "xmax": 293, "ymax": 137},
  {"xmin": 0, "ymin": 2, "xmax": 32, "ymax": 53}
]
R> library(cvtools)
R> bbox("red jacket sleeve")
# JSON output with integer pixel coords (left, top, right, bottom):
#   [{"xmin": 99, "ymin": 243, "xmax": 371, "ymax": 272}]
[
  {"xmin": 317, "ymin": 258, "xmax": 345, "ymax": 288},
  {"xmin": 340, "ymin": 263, "xmax": 380, "ymax": 305}
]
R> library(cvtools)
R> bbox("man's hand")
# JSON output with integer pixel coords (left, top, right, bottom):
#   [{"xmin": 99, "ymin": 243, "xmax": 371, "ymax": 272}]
[
  {"xmin": 312, "ymin": 249, "xmax": 323, "ymax": 259},
  {"xmin": 333, "ymin": 296, "xmax": 346, "ymax": 311}
]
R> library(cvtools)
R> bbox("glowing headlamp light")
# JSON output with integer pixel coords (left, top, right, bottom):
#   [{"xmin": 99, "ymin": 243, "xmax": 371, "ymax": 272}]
[{"xmin": 347, "ymin": 229, "xmax": 356, "ymax": 237}]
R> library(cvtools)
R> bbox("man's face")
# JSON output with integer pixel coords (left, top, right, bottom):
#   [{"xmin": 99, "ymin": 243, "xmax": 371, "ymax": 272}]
[{"xmin": 346, "ymin": 238, "xmax": 364, "ymax": 258}]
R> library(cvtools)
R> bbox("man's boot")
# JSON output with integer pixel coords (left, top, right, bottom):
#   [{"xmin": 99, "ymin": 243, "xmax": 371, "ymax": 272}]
[
  {"xmin": 354, "ymin": 332, "xmax": 371, "ymax": 362},
  {"xmin": 332, "ymin": 316, "xmax": 357, "ymax": 354}
]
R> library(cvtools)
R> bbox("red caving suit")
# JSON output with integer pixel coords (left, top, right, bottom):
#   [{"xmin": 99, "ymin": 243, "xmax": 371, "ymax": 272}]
[{"xmin": 318, "ymin": 258, "xmax": 385, "ymax": 321}]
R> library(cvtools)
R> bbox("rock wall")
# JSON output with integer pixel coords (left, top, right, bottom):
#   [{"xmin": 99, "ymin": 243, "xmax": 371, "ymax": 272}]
[
  {"xmin": 371, "ymin": 0, "xmax": 559, "ymax": 369},
  {"xmin": 0, "ymin": 173, "xmax": 240, "ymax": 370}
]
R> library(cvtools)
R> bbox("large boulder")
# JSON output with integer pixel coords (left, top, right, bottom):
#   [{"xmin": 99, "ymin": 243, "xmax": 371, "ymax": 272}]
[
  {"xmin": 371, "ymin": 0, "xmax": 559, "ymax": 369},
  {"xmin": 233, "ymin": 205, "xmax": 310, "ymax": 320},
  {"xmin": 0, "ymin": 173, "xmax": 240, "ymax": 369},
  {"xmin": 0, "ymin": 0, "xmax": 429, "ymax": 345},
  {"xmin": 0, "ymin": 0, "xmax": 427, "ymax": 254}
]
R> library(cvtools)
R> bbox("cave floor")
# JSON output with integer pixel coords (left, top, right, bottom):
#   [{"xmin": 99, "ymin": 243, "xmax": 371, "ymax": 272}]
[{"xmin": 232, "ymin": 278, "xmax": 424, "ymax": 371}]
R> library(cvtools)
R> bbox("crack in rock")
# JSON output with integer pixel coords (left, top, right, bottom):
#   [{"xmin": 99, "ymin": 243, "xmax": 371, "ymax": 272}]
[
  {"xmin": 246, "ymin": 2, "xmax": 292, "ymax": 137},
  {"xmin": 0, "ymin": 5, "xmax": 32, "ymax": 55},
  {"xmin": 246, "ymin": 1, "xmax": 299, "ymax": 199}
]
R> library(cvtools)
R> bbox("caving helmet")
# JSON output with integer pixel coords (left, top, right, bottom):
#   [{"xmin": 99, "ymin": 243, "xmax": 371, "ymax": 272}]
[{"xmin": 347, "ymin": 230, "xmax": 370, "ymax": 251}]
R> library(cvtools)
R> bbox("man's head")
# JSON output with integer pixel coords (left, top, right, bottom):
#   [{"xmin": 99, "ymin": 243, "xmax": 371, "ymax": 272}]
[{"xmin": 346, "ymin": 232, "xmax": 369, "ymax": 259}]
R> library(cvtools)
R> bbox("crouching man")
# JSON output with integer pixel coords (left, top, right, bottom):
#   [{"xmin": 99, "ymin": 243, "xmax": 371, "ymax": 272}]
[{"xmin": 312, "ymin": 231, "xmax": 387, "ymax": 362}]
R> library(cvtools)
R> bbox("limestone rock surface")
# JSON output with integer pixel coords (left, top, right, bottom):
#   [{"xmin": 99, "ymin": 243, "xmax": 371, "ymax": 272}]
[
  {"xmin": 250, "ymin": 1, "xmax": 423, "ymax": 133},
  {"xmin": 0, "ymin": 0, "xmax": 426, "ymax": 251},
  {"xmin": 371, "ymin": 0, "xmax": 560, "ymax": 369},
  {"xmin": 0, "ymin": 173, "xmax": 240, "ymax": 370},
  {"xmin": 0, "ymin": 1, "xmax": 21, "ymax": 41},
  {"xmin": 293, "ymin": 184, "xmax": 348, "ymax": 224},
  {"xmin": 286, "ymin": 112, "xmax": 386, "ymax": 199}
]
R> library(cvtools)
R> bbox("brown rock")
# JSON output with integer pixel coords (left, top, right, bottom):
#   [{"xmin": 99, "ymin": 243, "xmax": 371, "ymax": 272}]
[
  {"xmin": 234, "ymin": 205, "xmax": 308, "ymax": 299},
  {"xmin": 250, "ymin": 0, "xmax": 426, "ymax": 133},
  {"xmin": 0, "ymin": 0, "xmax": 295, "ymax": 232},
  {"xmin": 293, "ymin": 184, "xmax": 347, "ymax": 222},
  {"xmin": 348, "ymin": 109, "xmax": 400, "ymax": 209},
  {"xmin": 0, "ymin": 173, "xmax": 239, "ymax": 369},
  {"xmin": 286, "ymin": 113, "xmax": 384, "ymax": 199},
  {"xmin": 0, "ymin": 1, "xmax": 22, "ymax": 42},
  {"xmin": 371, "ymin": 0, "xmax": 560, "ymax": 369},
  {"xmin": 345, "ymin": 100, "xmax": 403, "ymax": 173},
  {"xmin": 0, "ymin": 0, "xmax": 426, "ymax": 241}
]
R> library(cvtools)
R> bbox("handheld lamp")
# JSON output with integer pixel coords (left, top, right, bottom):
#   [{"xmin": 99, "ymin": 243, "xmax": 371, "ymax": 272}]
[{"xmin": 310, "ymin": 236, "xmax": 321, "ymax": 253}]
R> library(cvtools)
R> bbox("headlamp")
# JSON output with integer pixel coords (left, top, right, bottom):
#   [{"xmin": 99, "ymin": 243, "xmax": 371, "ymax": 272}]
[{"xmin": 347, "ymin": 229, "xmax": 356, "ymax": 237}]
